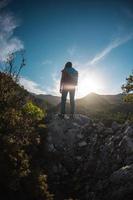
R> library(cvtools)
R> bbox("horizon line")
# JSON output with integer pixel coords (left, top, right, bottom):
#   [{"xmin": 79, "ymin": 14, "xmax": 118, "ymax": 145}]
[{"xmin": 34, "ymin": 91, "xmax": 123, "ymax": 98}]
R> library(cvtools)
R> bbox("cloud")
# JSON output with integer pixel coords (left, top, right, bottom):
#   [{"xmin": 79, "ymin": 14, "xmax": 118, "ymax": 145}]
[
  {"xmin": 46, "ymin": 73, "xmax": 60, "ymax": 96},
  {"xmin": 67, "ymin": 46, "xmax": 77, "ymax": 57},
  {"xmin": 88, "ymin": 33, "xmax": 133, "ymax": 65},
  {"xmin": 48, "ymin": 32, "xmax": 133, "ymax": 98},
  {"xmin": 19, "ymin": 77, "xmax": 46, "ymax": 95},
  {"xmin": 42, "ymin": 60, "xmax": 52, "ymax": 65},
  {"xmin": 123, "ymin": 8, "xmax": 133, "ymax": 19},
  {"xmin": 0, "ymin": 0, "xmax": 10, "ymax": 9},
  {"xmin": 0, "ymin": 0, "xmax": 24, "ymax": 62}
]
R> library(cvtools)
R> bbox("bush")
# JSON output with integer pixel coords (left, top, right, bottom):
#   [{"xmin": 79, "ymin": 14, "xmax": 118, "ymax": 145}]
[
  {"xmin": 122, "ymin": 72, "xmax": 133, "ymax": 102},
  {"xmin": 0, "ymin": 72, "xmax": 53, "ymax": 200},
  {"xmin": 22, "ymin": 101, "xmax": 46, "ymax": 121}
]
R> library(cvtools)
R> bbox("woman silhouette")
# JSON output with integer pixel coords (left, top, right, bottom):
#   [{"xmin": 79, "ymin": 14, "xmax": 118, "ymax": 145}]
[{"xmin": 59, "ymin": 62, "xmax": 78, "ymax": 119}]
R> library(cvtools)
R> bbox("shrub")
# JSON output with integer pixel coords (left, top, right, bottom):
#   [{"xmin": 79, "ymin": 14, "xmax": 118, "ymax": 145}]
[
  {"xmin": 22, "ymin": 101, "xmax": 46, "ymax": 121},
  {"xmin": 0, "ymin": 72, "xmax": 53, "ymax": 200}
]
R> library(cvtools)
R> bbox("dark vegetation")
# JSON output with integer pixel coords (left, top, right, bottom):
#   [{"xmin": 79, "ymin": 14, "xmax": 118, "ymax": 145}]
[
  {"xmin": 0, "ymin": 52, "xmax": 53, "ymax": 200},
  {"xmin": 122, "ymin": 71, "xmax": 133, "ymax": 102},
  {"xmin": 0, "ymin": 72, "xmax": 53, "ymax": 200}
]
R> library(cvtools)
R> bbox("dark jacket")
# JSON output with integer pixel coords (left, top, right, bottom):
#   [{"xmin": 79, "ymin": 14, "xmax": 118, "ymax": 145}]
[{"xmin": 61, "ymin": 67, "xmax": 78, "ymax": 86}]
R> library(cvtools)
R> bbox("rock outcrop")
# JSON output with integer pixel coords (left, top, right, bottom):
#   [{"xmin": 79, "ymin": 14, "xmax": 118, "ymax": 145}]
[{"xmin": 45, "ymin": 114, "xmax": 133, "ymax": 200}]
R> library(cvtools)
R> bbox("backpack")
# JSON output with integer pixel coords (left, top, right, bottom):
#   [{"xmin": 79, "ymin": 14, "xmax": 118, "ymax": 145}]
[
  {"xmin": 62, "ymin": 68, "xmax": 78, "ymax": 86},
  {"xmin": 71, "ymin": 70, "xmax": 78, "ymax": 85}
]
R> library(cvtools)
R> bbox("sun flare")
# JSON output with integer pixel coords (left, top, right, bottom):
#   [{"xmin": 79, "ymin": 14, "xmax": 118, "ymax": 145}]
[{"xmin": 76, "ymin": 73, "xmax": 104, "ymax": 98}]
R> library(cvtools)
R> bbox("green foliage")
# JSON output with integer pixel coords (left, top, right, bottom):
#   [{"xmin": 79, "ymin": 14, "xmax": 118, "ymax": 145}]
[
  {"xmin": 123, "ymin": 93, "xmax": 133, "ymax": 103},
  {"xmin": 92, "ymin": 111, "xmax": 133, "ymax": 126},
  {"xmin": 22, "ymin": 101, "xmax": 46, "ymax": 120},
  {"xmin": 0, "ymin": 72, "xmax": 53, "ymax": 200},
  {"xmin": 122, "ymin": 72, "xmax": 133, "ymax": 102},
  {"xmin": 0, "ymin": 72, "xmax": 28, "ymax": 111}
]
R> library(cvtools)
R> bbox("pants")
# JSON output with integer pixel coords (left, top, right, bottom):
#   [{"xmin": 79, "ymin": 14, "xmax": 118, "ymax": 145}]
[{"xmin": 61, "ymin": 89, "xmax": 75, "ymax": 115}]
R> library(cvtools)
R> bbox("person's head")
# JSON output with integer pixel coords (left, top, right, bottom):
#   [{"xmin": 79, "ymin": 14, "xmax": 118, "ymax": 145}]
[{"xmin": 65, "ymin": 62, "xmax": 72, "ymax": 68}]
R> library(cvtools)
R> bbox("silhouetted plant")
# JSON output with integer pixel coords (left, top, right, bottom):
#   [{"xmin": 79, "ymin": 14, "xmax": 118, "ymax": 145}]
[
  {"xmin": 2, "ymin": 51, "xmax": 26, "ymax": 81},
  {"xmin": 122, "ymin": 71, "xmax": 133, "ymax": 102}
]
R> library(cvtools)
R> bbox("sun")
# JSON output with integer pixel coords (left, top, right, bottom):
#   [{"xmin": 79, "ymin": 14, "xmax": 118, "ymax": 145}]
[{"xmin": 76, "ymin": 74, "xmax": 104, "ymax": 98}]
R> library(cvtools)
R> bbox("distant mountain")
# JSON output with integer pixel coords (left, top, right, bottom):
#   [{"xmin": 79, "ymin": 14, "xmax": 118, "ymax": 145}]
[
  {"xmin": 32, "ymin": 92, "xmax": 132, "ymax": 117},
  {"xmin": 78, "ymin": 92, "xmax": 124, "ymax": 104},
  {"xmin": 77, "ymin": 92, "xmax": 110, "ymax": 105},
  {"xmin": 75, "ymin": 93, "xmax": 109, "ymax": 114},
  {"xmin": 101, "ymin": 93, "xmax": 124, "ymax": 104},
  {"xmin": 41, "ymin": 92, "xmax": 132, "ymax": 115},
  {"xmin": 34, "ymin": 94, "xmax": 61, "ymax": 106},
  {"xmin": 76, "ymin": 92, "xmax": 132, "ymax": 115},
  {"xmin": 34, "ymin": 93, "xmax": 123, "ymax": 107}
]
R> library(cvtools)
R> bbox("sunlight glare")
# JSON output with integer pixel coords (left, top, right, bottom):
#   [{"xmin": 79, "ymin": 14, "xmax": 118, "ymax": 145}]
[{"xmin": 76, "ymin": 73, "xmax": 104, "ymax": 98}]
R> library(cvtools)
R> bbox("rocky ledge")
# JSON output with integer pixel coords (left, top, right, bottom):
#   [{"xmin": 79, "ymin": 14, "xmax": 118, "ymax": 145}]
[{"xmin": 45, "ymin": 114, "xmax": 133, "ymax": 200}]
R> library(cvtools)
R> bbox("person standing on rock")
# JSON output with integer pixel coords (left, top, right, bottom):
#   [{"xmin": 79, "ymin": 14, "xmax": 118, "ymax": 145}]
[{"xmin": 59, "ymin": 61, "xmax": 78, "ymax": 119}]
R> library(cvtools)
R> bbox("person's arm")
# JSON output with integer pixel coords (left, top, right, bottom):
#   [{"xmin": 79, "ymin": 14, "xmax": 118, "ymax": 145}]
[
  {"xmin": 73, "ymin": 70, "xmax": 78, "ymax": 86},
  {"xmin": 77, "ymin": 71, "xmax": 78, "ymax": 85},
  {"xmin": 60, "ymin": 71, "xmax": 63, "ymax": 93}
]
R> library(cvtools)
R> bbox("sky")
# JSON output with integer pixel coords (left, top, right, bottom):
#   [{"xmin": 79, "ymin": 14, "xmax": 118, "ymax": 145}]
[{"xmin": 0, "ymin": 0, "xmax": 133, "ymax": 98}]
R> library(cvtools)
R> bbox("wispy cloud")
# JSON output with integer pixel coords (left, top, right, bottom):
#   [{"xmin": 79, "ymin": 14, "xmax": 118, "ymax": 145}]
[
  {"xmin": 88, "ymin": 33, "xmax": 133, "ymax": 65},
  {"xmin": 0, "ymin": 0, "xmax": 24, "ymax": 62},
  {"xmin": 48, "ymin": 32, "xmax": 133, "ymax": 97},
  {"xmin": 42, "ymin": 60, "xmax": 52, "ymax": 65},
  {"xmin": 123, "ymin": 8, "xmax": 133, "ymax": 19},
  {"xmin": 67, "ymin": 46, "xmax": 77, "ymax": 57},
  {"xmin": 46, "ymin": 73, "xmax": 60, "ymax": 96},
  {"xmin": 0, "ymin": 0, "xmax": 10, "ymax": 9},
  {"xmin": 19, "ymin": 77, "xmax": 46, "ymax": 95}
]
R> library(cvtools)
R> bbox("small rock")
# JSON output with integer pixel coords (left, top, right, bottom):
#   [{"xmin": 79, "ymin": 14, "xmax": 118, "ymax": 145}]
[
  {"xmin": 77, "ymin": 133, "xmax": 84, "ymax": 139},
  {"xmin": 104, "ymin": 128, "xmax": 113, "ymax": 135},
  {"xmin": 48, "ymin": 143, "xmax": 56, "ymax": 152},
  {"xmin": 112, "ymin": 121, "xmax": 120, "ymax": 131},
  {"xmin": 97, "ymin": 122, "xmax": 105, "ymax": 133},
  {"xmin": 124, "ymin": 120, "xmax": 130, "ymax": 127},
  {"xmin": 123, "ymin": 136, "xmax": 133, "ymax": 154},
  {"xmin": 76, "ymin": 156, "xmax": 82, "ymax": 160},
  {"xmin": 78, "ymin": 141, "xmax": 87, "ymax": 147},
  {"xmin": 110, "ymin": 164, "xmax": 133, "ymax": 183},
  {"xmin": 124, "ymin": 126, "xmax": 133, "ymax": 137}
]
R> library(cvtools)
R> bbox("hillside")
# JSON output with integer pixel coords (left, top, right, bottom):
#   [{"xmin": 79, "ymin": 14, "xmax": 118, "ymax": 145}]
[
  {"xmin": 44, "ymin": 93, "xmax": 132, "ymax": 123},
  {"xmin": 101, "ymin": 93, "xmax": 123, "ymax": 104},
  {"xmin": 76, "ymin": 93, "xmax": 110, "ymax": 113},
  {"xmin": 77, "ymin": 92, "xmax": 109, "ymax": 105},
  {"xmin": 35, "ymin": 94, "xmax": 61, "ymax": 106},
  {"xmin": 33, "ymin": 93, "xmax": 124, "ymax": 108},
  {"xmin": 76, "ymin": 93, "xmax": 133, "ymax": 116}
]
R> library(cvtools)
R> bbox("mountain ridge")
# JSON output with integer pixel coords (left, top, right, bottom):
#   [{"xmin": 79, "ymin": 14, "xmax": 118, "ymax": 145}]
[{"xmin": 33, "ymin": 92, "xmax": 124, "ymax": 106}]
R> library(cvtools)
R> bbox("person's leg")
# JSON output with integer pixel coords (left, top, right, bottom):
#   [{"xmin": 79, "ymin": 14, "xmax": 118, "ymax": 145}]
[
  {"xmin": 69, "ymin": 89, "xmax": 75, "ymax": 115},
  {"xmin": 60, "ymin": 90, "xmax": 68, "ymax": 115}
]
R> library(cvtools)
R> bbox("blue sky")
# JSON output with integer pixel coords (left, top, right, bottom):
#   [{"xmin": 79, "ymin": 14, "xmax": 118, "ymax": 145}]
[{"xmin": 0, "ymin": 0, "xmax": 133, "ymax": 97}]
